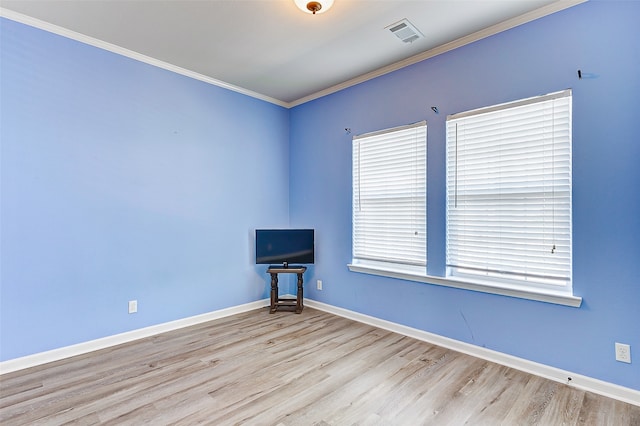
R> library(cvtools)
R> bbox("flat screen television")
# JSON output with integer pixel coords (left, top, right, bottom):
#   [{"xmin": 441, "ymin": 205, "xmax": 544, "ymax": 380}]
[{"xmin": 255, "ymin": 229, "xmax": 314, "ymax": 268}]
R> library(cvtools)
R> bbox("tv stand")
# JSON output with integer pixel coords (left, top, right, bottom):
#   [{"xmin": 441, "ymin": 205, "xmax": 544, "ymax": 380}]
[{"xmin": 267, "ymin": 265, "xmax": 306, "ymax": 314}]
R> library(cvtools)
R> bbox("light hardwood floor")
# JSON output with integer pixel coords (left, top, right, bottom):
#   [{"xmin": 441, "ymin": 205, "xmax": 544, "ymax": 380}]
[{"xmin": 1, "ymin": 307, "xmax": 638, "ymax": 425}]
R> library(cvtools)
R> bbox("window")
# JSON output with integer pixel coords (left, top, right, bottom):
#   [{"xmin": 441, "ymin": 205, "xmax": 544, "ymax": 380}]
[
  {"xmin": 351, "ymin": 121, "xmax": 427, "ymax": 273},
  {"xmin": 446, "ymin": 90, "xmax": 572, "ymax": 293}
]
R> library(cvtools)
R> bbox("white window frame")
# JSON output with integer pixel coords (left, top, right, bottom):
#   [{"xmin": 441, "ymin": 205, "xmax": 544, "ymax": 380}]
[
  {"xmin": 348, "ymin": 92, "xmax": 581, "ymax": 307},
  {"xmin": 446, "ymin": 90, "xmax": 573, "ymax": 296},
  {"xmin": 349, "ymin": 121, "xmax": 427, "ymax": 275}
]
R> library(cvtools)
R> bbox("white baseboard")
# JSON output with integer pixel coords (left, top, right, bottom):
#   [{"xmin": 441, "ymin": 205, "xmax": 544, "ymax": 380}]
[
  {"xmin": 2, "ymin": 297, "xmax": 637, "ymax": 408},
  {"xmin": 304, "ymin": 299, "xmax": 640, "ymax": 407},
  {"xmin": 0, "ymin": 299, "xmax": 269, "ymax": 375}
]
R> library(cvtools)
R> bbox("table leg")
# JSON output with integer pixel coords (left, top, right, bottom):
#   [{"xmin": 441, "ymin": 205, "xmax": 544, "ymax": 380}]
[
  {"xmin": 270, "ymin": 273, "xmax": 278, "ymax": 313},
  {"xmin": 296, "ymin": 272, "xmax": 304, "ymax": 314}
]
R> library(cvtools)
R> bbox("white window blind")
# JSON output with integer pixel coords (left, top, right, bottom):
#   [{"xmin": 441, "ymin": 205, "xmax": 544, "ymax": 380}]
[
  {"xmin": 353, "ymin": 121, "xmax": 427, "ymax": 269},
  {"xmin": 446, "ymin": 90, "xmax": 572, "ymax": 290}
]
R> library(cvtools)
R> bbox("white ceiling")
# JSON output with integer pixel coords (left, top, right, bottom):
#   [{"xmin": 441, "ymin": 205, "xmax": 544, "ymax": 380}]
[{"xmin": 1, "ymin": 0, "xmax": 583, "ymax": 107}]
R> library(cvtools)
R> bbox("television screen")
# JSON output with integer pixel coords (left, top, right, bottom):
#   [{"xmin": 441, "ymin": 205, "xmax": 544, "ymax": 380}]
[{"xmin": 255, "ymin": 229, "xmax": 314, "ymax": 267}]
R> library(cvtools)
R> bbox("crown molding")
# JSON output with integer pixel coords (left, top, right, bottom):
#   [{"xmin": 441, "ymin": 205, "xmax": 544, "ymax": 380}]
[
  {"xmin": 0, "ymin": 8, "xmax": 289, "ymax": 108},
  {"xmin": 288, "ymin": 0, "xmax": 588, "ymax": 107},
  {"xmin": 1, "ymin": 1, "xmax": 587, "ymax": 109}
]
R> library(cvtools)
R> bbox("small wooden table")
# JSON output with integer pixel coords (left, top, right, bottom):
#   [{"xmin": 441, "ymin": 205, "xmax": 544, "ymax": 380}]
[{"xmin": 267, "ymin": 266, "xmax": 306, "ymax": 314}]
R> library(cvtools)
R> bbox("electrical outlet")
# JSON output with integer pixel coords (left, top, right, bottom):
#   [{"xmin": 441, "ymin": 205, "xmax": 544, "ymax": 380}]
[
  {"xmin": 317, "ymin": 280, "xmax": 323, "ymax": 290},
  {"xmin": 128, "ymin": 300, "xmax": 138, "ymax": 314},
  {"xmin": 615, "ymin": 342, "xmax": 631, "ymax": 363}
]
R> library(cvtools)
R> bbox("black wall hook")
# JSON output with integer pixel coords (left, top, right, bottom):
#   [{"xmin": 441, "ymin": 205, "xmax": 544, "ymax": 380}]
[{"xmin": 431, "ymin": 106, "xmax": 439, "ymax": 114}]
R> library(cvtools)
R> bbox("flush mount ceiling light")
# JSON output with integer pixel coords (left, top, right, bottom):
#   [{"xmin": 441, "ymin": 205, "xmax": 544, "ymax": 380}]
[{"xmin": 294, "ymin": 0, "xmax": 334, "ymax": 15}]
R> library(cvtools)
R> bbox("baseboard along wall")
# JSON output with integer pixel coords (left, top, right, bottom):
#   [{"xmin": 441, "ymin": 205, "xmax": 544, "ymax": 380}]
[
  {"xmin": 1, "ymin": 297, "xmax": 638, "ymax": 407},
  {"xmin": 303, "ymin": 299, "xmax": 640, "ymax": 408},
  {"xmin": 0, "ymin": 299, "xmax": 269, "ymax": 376}
]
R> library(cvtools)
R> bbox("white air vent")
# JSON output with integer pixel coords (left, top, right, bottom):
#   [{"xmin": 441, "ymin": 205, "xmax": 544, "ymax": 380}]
[{"xmin": 386, "ymin": 19, "xmax": 424, "ymax": 44}]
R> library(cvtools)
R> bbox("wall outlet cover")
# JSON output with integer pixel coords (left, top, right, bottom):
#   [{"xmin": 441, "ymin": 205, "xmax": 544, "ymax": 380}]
[{"xmin": 615, "ymin": 342, "xmax": 631, "ymax": 363}]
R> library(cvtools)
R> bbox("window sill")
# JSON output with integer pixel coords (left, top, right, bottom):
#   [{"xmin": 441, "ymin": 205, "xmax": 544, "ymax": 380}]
[{"xmin": 347, "ymin": 263, "xmax": 582, "ymax": 308}]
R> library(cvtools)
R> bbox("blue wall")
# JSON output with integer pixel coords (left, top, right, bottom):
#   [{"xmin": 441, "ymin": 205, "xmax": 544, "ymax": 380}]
[
  {"xmin": 0, "ymin": 18, "xmax": 290, "ymax": 361},
  {"xmin": 1, "ymin": 1, "xmax": 638, "ymax": 391},
  {"xmin": 290, "ymin": 1, "xmax": 639, "ymax": 390}
]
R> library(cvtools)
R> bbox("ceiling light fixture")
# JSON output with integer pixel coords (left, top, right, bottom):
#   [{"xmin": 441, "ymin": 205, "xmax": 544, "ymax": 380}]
[{"xmin": 294, "ymin": 0, "xmax": 334, "ymax": 15}]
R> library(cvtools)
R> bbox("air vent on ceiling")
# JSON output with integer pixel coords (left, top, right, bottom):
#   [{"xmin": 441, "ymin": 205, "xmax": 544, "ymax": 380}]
[{"xmin": 386, "ymin": 18, "xmax": 424, "ymax": 44}]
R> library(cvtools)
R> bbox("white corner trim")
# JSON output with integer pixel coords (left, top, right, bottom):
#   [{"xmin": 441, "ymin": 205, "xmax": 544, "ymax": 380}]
[
  {"xmin": 0, "ymin": 299, "xmax": 269, "ymax": 375},
  {"xmin": 348, "ymin": 263, "xmax": 582, "ymax": 308},
  {"xmin": 0, "ymin": 8, "xmax": 288, "ymax": 108},
  {"xmin": 288, "ymin": 0, "xmax": 588, "ymax": 107},
  {"xmin": 304, "ymin": 299, "xmax": 640, "ymax": 407}
]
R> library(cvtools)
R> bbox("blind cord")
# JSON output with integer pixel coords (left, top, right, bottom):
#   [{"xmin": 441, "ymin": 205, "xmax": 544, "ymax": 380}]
[
  {"xmin": 551, "ymin": 101, "xmax": 556, "ymax": 254},
  {"xmin": 455, "ymin": 123, "xmax": 458, "ymax": 209},
  {"xmin": 357, "ymin": 141, "xmax": 362, "ymax": 212}
]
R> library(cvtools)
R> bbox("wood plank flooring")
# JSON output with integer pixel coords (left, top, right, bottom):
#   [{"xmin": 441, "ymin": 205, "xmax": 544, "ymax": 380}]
[{"xmin": 1, "ymin": 307, "xmax": 638, "ymax": 425}]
